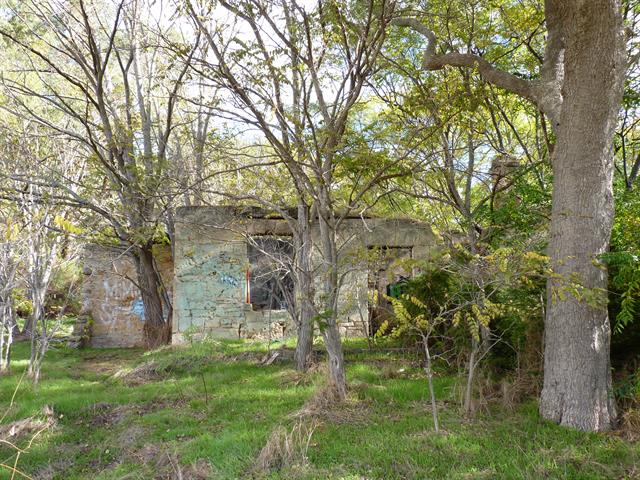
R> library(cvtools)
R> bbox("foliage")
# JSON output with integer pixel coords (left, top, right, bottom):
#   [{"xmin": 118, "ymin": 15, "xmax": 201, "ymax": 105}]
[
  {"xmin": 377, "ymin": 269, "xmax": 453, "ymax": 339},
  {"xmin": 380, "ymin": 247, "xmax": 547, "ymax": 350},
  {"xmin": 615, "ymin": 369, "xmax": 640, "ymax": 407},
  {"xmin": 603, "ymin": 251, "xmax": 640, "ymax": 333},
  {"xmin": 606, "ymin": 184, "xmax": 640, "ymax": 333}
]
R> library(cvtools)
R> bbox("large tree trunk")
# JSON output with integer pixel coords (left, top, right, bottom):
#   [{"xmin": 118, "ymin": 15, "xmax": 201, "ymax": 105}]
[
  {"xmin": 135, "ymin": 245, "xmax": 170, "ymax": 349},
  {"xmin": 540, "ymin": 0, "xmax": 625, "ymax": 431}
]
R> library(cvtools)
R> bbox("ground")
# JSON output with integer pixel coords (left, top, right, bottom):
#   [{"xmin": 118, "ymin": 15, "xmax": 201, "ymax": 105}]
[{"xmin": 0, "ymin": 339, "xmax": 638, "ymax": 480}]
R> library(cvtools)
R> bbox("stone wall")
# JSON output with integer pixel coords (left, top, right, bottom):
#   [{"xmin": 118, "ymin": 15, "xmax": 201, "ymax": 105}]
[
  {"xmin": 331, "ymin": 217, "xmax": 435, "ymax": 336},
  {"xmin": 81, "ymin": 244, "xmax": 173, "ymax": 348},
  {"xmin": 173, "ymin": 206, "xmax": 435, "ymax": 341},
  {"xmin": 80, "ymin": 207, "xmax": 436, "ymax": 347}
]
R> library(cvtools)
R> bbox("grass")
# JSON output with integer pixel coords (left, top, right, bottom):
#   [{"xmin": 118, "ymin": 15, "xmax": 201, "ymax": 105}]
[{"xmin": 0, "ymin": 339, "xmax": 638, "ymax": 479}]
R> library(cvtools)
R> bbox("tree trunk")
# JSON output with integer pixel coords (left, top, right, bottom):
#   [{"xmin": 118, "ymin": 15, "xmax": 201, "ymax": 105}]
[
  {"xmin": 317, "ymin": 202, "xmax": 348, "ymax": 399},
  {"xmin": 323, "ymin": 323, "xmax": 347, "ymax": 399},
  {"xmin": 28, "ymin": 318, "xmax": 47, "ymax": 386},
  {"xmin": 0, "ymin": 300, "xmax": 14, "ymax": 375},
  {"xmin": 294, "ymin": 203, "xmax": 315, "ymax": 371},
  {"xmin": 294, "ymin": 286, "xmax": 314, "ymax": 371},
  {"xmin": 422, "ymin": 335, "xmax": 439, "ymax": 433},
  {"xmin": 464, "ymin": 335, "xmax": 479, "ymax": 416},
  {"xmin": 21, "ymin": 309, "xmax": 34, "ymax": 336},
  {"xmin": 27, "ymin": 282, "xmax": 46, "ymax": 382},
  {"xmin": 540, "ymin": 0, "xmax": 625, "ymax": 431},
  {"xmin": 135, "ymin": 245, "xmax": 170, "ymax": 349}
]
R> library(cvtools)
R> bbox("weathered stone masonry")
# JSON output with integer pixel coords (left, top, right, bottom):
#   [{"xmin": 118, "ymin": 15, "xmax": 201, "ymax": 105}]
[
  {"xmin": 80, "ymin": 244, "xmax": 173, "ymax": 348},
  {"xmin": 171, "ymin": 206, "xmax": 435, "ymax": 341},
  {"xmin": 81, "ymin": 206, "xmax": 435, "ymax": 347}
]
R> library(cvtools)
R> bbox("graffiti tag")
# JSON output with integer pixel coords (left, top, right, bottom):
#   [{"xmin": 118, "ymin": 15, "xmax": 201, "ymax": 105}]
[
  {"xmin": 131, "ymin": 299, "xmax": 145, "ymax": 321},
  {"xmin": 220, "ymin": 273, "xmax": 239, "ymax": 287}
]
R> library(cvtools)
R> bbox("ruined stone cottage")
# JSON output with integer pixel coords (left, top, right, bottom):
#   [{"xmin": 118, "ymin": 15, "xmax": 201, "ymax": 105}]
[{"xmin": 80, "ymin": 206, "xmax": 435, "ymax": 348}]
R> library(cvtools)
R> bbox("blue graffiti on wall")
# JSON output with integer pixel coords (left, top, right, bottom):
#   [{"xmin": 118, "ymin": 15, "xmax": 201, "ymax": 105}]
[
  {"xmin": 220, "ymin": 273, "xmax": 239, "ymax": 287},
  {"xmin": 132, "ymin": 299, "xmax": 145, "ymax": 322}
]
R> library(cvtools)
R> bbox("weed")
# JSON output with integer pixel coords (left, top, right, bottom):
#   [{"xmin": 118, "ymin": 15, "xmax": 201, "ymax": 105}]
[{"xmin": 253, "ymin": 419, "xmax": 320, "ymax": 472}]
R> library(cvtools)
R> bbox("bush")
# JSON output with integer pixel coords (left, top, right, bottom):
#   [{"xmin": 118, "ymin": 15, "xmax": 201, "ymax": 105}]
[{"xmin": 376, "ymin": 268, "xmax": 454, "ymax": 347}]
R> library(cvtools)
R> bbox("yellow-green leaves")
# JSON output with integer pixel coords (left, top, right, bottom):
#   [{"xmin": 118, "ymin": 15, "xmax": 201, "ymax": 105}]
[{"xmin": 53, "ymin": 215, "xmax": 83, "ymax": 235}]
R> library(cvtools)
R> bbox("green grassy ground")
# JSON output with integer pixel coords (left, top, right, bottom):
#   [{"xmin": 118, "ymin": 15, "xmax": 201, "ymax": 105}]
[{"xmin": 0, "ymin": 339, "xmax": 638, "ymax": 480}]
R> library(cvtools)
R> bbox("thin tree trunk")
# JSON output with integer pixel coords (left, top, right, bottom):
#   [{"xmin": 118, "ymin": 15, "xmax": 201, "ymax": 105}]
[
  {"xmin": 28, "ymin": 317, "xmax": 48, "ymax": 386},
  {"xmin": 294, "ymin": 290, "xmax": 314, "ymax": 371},
  {"xmin": 323, "ymin": 323, "xmax": 347, "ymax": 399},
  {"xmin": 628, "ymin": 154, "xmax": 640, "ymax": 189},
  {"xmin": 422, "ymin": 335, "xmax": 439, "ymax": 433},
  {"xmin": 0, "ymin": 300, "xmax": 15, "ymax": 375},
  {"xmin": 294, "ymin": 202, "xmax": 315, "ymax": 371},
  {"xmin": 464, "ymin": 336, "xmax": 479, "ymax": 416},
  {"xmin": 28, "ymin": 283, "xmax": 46, "ymax": 383},
  {"xmin": 135, "ymin": 245, "xmax": 169, "ymax": 349},
  {"xmin": 317, "ymin": 204, "xmax": 347, "ymax": 399},
  {"xmin": 21, "ymin": 313, "xmax": 34, "ymax": 336},
  {"xmin": 540, "ymin": 0, "xmax": 625, "ymax": 431}
]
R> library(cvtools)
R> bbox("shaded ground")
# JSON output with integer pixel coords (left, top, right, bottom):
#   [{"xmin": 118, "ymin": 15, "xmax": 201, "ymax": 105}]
[{"xmin": 0, "ymin": 339, "xmax": 638, "ymax": 479}]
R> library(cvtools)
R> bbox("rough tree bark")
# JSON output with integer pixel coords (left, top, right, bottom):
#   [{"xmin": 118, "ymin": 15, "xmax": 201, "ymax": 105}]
[
  {"xmin": 135, "ymin": 245, "xmax": 170, "ymax": 349},
  {"xmin": 324, "ymin": 320, "xmax": 348, "ymax": 399},
  {"xmin": 540, "ymin": 1, "xmax": 625, "ymax": 431},
  {"xmin": 393, "ymin": 0, "xmax": 626, "ymax": 431}
]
